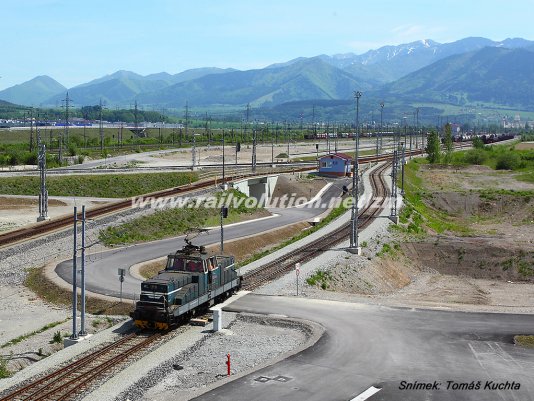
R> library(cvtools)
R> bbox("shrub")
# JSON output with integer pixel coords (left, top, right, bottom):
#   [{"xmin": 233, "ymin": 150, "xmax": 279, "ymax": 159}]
[
  {"xmin": 464, "ymin": 149, "xmax": 487, "ymax": 165},
  {"xmin": 68, "ymin": 144, "xmax": 78, "ymax": 156},
  {"xmin": 495, "ymin": 152, "xmax": 522, "ymax": 170},
  {"xmin": 51, "ymin": 331, "xmax": 62, "ymax": 344}
]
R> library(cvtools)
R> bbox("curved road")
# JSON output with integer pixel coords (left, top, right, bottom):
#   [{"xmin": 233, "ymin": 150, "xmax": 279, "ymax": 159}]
[
  {"xmin": 197, "ymin": 294, "xmax": 534, "ymax": 401},
  {"xmin": 55, "ymin": 178, "xmax": 349, "ymax": 299}
]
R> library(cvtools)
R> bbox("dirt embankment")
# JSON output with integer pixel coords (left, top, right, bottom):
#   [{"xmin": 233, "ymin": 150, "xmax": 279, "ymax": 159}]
[
  {"xmin": 402, "ymin": 238, "xmax": 534, "ymax": 283},
  {"xmin": 270, "ymin": 175, "xmax": 328, "ymax": 201},
  {"xmin": 307, "ymin": 164, "xmax": 534, "ymax": 310}
]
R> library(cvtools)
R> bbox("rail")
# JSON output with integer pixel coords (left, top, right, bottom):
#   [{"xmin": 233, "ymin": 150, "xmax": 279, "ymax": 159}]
[
  {"xmin": 241, "ymin": 161, "xmax": 391, "ymax": 290},
  {"xmin": 0, "ymin": 332, "xmax": 161, "ymax": 401}
]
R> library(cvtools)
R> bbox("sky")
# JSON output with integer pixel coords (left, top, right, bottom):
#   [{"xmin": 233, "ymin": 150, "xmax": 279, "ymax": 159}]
[{"xmin": 1, "ymin": 0, "xmax": 534, "ymax": 90}]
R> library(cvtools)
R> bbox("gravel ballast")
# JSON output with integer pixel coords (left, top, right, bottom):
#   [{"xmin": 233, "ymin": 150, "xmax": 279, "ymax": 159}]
[{"xmin": 82, "ymin": 312, "xmax": 319, "ymax": 401}]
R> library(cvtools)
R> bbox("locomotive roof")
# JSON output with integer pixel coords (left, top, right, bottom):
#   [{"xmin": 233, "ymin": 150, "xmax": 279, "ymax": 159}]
[
  {"xmin": 169, "ymin": 241, "xmax": 233, "ymax": 260},
  {"xmin": 145, "ymin": 271, "xmax": 191, "ymax": 283}
]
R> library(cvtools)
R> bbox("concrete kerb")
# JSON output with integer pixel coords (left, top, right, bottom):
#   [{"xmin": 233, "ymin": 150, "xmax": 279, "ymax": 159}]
[{"xmin": 165, "ymin": 313, "xmax": 326, "ymax": 401}]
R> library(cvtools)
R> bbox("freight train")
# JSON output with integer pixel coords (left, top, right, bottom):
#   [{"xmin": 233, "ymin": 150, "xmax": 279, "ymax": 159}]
[
  {"xmin": 131, "ymin": 240, "xmax": 241, "ymax": 330},
  {"xmin": 452, "ymin": 133, "xmax": 515, "ymax": 143}
]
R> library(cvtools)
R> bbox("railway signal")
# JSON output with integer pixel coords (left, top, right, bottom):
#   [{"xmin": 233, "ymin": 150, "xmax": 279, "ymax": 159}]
[
  {"xmin": 118, "ymin": 268, "xmax": 125, "ymax": 302},
  {"xmin": 220, "ymin": 206, "xmax": 228, "ymax": 252}
]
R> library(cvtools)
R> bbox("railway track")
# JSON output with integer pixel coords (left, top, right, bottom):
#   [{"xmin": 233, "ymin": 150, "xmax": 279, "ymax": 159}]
[
  {"xmin": 0, "ymin": 166, "xmax": 317, "ymax": 249},
  {"xmin": 241, "ymin": 161, "xmax": 391, "ymax": 290},
  {"xmin": 0, "ymin": 332, "xmax": 161, "ymax": 401},
  {"xmin": 0, "ymin": 144, "xmax": 445, "ymax": 249}
]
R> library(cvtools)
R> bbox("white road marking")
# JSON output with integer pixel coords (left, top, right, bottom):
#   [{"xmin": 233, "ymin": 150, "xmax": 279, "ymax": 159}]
[{"xmin": 350, "ymin": 386, "xmax": 382, "ymax": 401}]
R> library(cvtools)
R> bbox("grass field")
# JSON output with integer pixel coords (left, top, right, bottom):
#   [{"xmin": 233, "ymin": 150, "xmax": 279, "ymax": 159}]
[
  {"xmin": 0, "ymin": 171, "xmax": 198, "ymax": 198},
  {"xmin": 25, "ymin": 267, "xmax": 133, "ymax": 315},
  {"xmin": 99, "ymin": 189, "xmax": 264, "ymax": 246},
  {"xmin": 398, "ymin": 142, "xmax": 534, "ymax": 235}
]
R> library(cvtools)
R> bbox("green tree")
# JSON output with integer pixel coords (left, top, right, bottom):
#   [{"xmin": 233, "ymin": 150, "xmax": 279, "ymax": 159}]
[
  {"xmin": 426, "ymin": 130, "xmax": 441, "ymax": 164},
  {"xmin": 443, "ymin": 123, "xmax": 453, "ymax": 164}
]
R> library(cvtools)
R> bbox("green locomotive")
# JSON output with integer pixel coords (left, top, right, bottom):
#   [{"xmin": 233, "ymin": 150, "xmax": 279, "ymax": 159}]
[{"xmin": 131, "ymin": 240, "xmax": 240, "ymax": 330}]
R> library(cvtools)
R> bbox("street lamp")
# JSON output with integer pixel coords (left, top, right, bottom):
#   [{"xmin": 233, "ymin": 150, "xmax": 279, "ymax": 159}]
[{"xmin": 349, "ymin": 91, "xmax": 362, "ymax": 255}]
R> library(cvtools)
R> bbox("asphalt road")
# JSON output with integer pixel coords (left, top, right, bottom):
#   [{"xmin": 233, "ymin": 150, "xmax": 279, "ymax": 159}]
[
  {"xmin": 194, "ymin": 294, "xmax": 534, "ymax": 401},
  {"xmin": 55, "ymin": 178, "xmax": 349, "ymax": 299}
]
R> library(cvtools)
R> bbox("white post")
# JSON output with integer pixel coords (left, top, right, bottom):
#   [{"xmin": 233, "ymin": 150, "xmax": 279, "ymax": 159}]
[
  {"xmin": 295, "ymin": 263, "xmax": 301, "ymax": 296},
  {"xmin": 213, "ymin": 309, "xmax": 222, "ymax": 332}
]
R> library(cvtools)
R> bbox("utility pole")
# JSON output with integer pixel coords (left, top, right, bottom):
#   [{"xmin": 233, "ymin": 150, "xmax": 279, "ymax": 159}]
[
  {"xmin": 62, "ymin": 92, "xmax": 71, "ymax": 147},
  {"xmin": 312, "ymin": 104, "xmax": 316, "ymax": 137},
  {"xmin": 334, "ymin": 122, "xmax": 338, "ymax": 153},
  {"xmin": 70, "ymin": 207, "xmax": 78, "ymax": 341},
  {"xmin": 286, "ymin": 121, "xmax": 291, "ymax": 160},
  {"xmin": 326, "ymin": 121, "xmax": 330, "ymax": 154},
  {"xmin": 271, "ymin": 126, "xmax": 275, "ymax": 165},
  {"xmin": 252, "ymin": 128, "xmax": 257, "ymax": 172},
  {"xmin": 390, "ymin": 149, "xmax": 399, "ymax": 221},
  {"xmin": 29, "ymin": 108, "xmax": 34, "ymax": 153},
  {"xmin": 37, "ymin": 129, "xmax": 49, "ymax": 222},
  {"xmin": 99, "ymin": 98, "xmax": 104, "ymax": 152},
  {"xmin": 134, "ymin": 100, "xmax": 139, "ymax": 134},
  {"xmin": 184, "ymin": 101, "xmax": 189, "ymax": 145},
  {"xmin": 79, "ymin": 205, "xmax": 87, "ymax": 337},
  {"xmin": 192, "ymin": 133, "xmax": 196, "ymax": 169},
  {"xmin": 349, "ymin": 91, "xmax": 362, "ymax": 255},
  {"xmin": 222, "ymin": 130, "xmax": 226, "ymax": 185},
  {"xmin": 244, "ymin": 103, "xmax": 250, "ymax": 143},
  {"xmin": 380, "ymin": 102, "xmax": 384, "ymax": 153},
  {"xmin": 400, "ymin": 142, "xmax": 406, "ymax": 196}
]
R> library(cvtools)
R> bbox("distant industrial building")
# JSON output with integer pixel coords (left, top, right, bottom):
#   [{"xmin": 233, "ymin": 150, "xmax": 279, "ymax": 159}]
[{"xmin": 318, "ymin": 153, "xmax": 352, "ymax": 177}]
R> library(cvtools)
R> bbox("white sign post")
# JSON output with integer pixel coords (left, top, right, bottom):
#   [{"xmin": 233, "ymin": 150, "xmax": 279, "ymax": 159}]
[{"xmin": 295, "ymin": 263, "xmax": 301, "ymax": 296}]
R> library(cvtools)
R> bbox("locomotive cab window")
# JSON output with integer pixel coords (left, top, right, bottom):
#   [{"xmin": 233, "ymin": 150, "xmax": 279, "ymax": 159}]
[{"xmin": 166, "ymin": 256, "xmax": 205, "ymax": 273}]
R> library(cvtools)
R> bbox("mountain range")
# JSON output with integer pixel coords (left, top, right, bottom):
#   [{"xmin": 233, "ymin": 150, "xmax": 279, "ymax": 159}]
[{"xmin": 1, "ymin": 36, "xmax": 533, "ymax": 114}]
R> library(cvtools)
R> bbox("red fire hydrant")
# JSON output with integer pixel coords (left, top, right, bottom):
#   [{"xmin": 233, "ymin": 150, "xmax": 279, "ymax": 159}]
[{"xmin": 226, "ymin": 353, "xmax": 231, "ymax": 376}]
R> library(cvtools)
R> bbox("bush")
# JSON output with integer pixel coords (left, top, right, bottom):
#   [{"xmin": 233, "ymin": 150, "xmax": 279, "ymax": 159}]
[
  {"xmin": 496, "ymin": 152, "xmax": 522, "ymax": 170},
  {"xmin": 7, "ymin": 150, "xmax": 22, "ymax": 166},
  {"xmin": 464, "ymin": 149, "xmax": 487, "ymax": 165},
  {"xmin": 68, "ymin": 144, "xmax": 78, "ymax": 156},
  {"xmin": 24, "ymin": 152, "xmax": 38, "ymax": 165},
  {"xmin": 51, "ymin": 331, "xmax": 62, "ymax": 344}
]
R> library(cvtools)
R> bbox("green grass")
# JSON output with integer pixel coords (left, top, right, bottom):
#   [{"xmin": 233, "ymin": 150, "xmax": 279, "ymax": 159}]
[
  {"xmin": 0, "ymin": 319, "xmax": 69, "ymax": 349},
  {"xmin": 376, "ymin": 242, "xmax": 401, "ymax": 257},
  {"xmin": 99, "ymin": 189, "xmax": 260, "ymax": 246},
  {"xmin": 514, "ymin": 335, "xmax": 534, "ymax": 348},
  {"xmin": 401, "ymin": 159, "xmax": 472, "ymax": 235},
  {"xmin": 0, "ymin": 356, "xmax": 10, "ymax": 378},
  {"xmin": 0, "ymin": 171, "xmax": 198, "ymax": 198},
  {"xmin": 450, "ymin": 143, "xmax": 534, "ymax": 173},
  {"xmin": 306, "ymin": 270, "xmax": 332, "ymax": 290},
  {"xmin": 25, "ymin": 267, "xmax": 133, "ymax": 315},
  {"xmin": 516, "ymin": 171, "xmax": 534, "ymax": 183}
]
